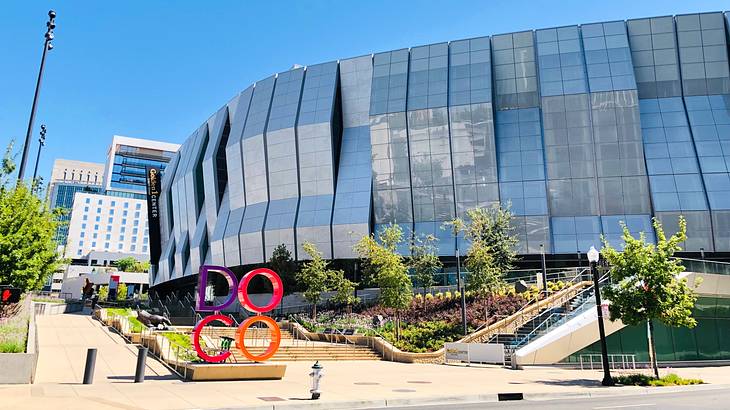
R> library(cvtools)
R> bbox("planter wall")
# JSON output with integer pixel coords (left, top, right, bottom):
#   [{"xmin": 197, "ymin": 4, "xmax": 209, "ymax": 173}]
[
  {"xmin": 33, "ymin": 302, "xmax": 83, "ymax": 316},
  {"xmin": 0, "ymin": 302, "xmax": 39, "ymax": 384}
]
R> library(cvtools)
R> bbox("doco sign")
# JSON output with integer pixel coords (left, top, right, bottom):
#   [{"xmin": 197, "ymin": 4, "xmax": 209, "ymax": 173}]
[{"xmin": 194, "ymin": 265, "xmax": 284, "ymax": 363}]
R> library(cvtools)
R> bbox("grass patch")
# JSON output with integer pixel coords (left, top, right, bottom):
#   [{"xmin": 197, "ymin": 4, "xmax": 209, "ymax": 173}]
[
  {"xmin": 161, "ymin": 332, "xmax": 202, "ymax": 362},
  {"xmin": 106, "ymin": 308, "xmax": 145, "ymax": 333},
  {"xmin": 0, "ymin": 316, "xmax": 28, "ymax": 353},
  {"xmin": 613, "ymin": 373, "xmax": 703, "ymax": 387}
]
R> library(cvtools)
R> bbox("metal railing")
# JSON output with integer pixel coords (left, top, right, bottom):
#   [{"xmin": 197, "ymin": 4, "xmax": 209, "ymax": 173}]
[
  {"xmin": 509, "ymin": 273, "xmax": 609, "ymax": 350},
  {"xmin": 677, "ymin": 257, "xmax": 730, "ymax": 276},
  {"xmin": 580, "ymin": 354, "xmax": 636, "ymax": 370},
  {"xmin": 511, "ymin": 312, "xmax": 567, "ymax": 349},
  {"xmin": 139, "ymin": 327, "xmax": 197, "ymax": 380}
]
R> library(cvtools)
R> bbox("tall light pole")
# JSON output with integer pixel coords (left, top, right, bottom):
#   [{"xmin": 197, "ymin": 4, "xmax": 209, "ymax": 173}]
[
  {"xmin": 588, "ymin": 246, "xmax": 614, "ymax": 386},
  {"xmin": 17, "ymin": 10, "xmax": 56, "ymax": 182},
  {"xmin": 455, "ymin": 248, "xmax": 467, "ymax": 335},
  {"xmin": 32, "ymin": 124, "xmax": 47, "ymax": 182}
]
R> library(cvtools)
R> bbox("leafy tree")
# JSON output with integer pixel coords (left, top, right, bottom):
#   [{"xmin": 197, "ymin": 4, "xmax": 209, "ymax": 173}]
[
  {"xmin": 269, "ymin": 243, "xmax": 298, "ymax": 295},
  {"xmin": 464, "ymin": 239, "xmax": 503, "ymax": 295},
  {"xmin": 116, "ymin": 283, "xmax": 128, "ymax": 301},
  {"xmin": 330, "ymin": 273, "xmax": 359, "ymax": 310},
  {"xmin": 409, "ymin": 234, "xmax": 442, "ymax": 302},
  {"xmin": 115, "ymin": 257, "xmax": 137, "ymax": 272},
  {"xmin": 0, "ymin": 143, "xmax": 62, "ymax": 291},
  {"xmin": 445, "ymin": 205, "xmax": 517, "ymax": 294},
  {"xmin": 354, "ymin": 224, "xmax": 412, "ymax": 339},
  {"xmin": 135, "ymin": 260, "xmax": 150, "ymax": 273},
  {"xmin": 115, "ymin": 257, "xmax": 149, "ymax": 272},
  {"xmin": 445, "ymin": 205, "xmax": 518, "ymax": 274},
  {"xmin": 601, "ymin": 216, "xmax": 698, "ymax": 379},
  {"xmin": 297, "ymin": 242, "xmax": 357, "ymax": 319}
]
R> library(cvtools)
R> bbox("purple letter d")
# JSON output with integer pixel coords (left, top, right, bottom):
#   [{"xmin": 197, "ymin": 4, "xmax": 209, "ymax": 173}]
[{"xmin": 196, "ymin": 265, "xmax": 238, "ymax": 312}]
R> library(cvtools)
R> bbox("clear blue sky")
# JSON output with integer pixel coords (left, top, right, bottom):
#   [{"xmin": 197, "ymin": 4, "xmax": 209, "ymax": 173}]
[{"xmin": 1, "ymin": 1, "xmax": 727, "ymax": 183}]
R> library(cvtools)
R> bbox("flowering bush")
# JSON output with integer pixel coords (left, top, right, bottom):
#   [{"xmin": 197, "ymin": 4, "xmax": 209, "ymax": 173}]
[{"xmin": 361, "ymin": 293, "xmax": 527, "ymax": 330}]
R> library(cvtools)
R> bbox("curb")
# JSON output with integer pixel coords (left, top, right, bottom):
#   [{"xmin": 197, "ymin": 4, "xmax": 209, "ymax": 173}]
[{"xmin": 212, "ymin": 383, "xmax": 730, "ymax": 410}]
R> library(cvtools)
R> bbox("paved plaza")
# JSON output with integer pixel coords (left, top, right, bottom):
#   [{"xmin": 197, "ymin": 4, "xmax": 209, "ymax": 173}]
[{"xmin": 1, "ymin": 313, "xmax": 728, "ymax": 410}]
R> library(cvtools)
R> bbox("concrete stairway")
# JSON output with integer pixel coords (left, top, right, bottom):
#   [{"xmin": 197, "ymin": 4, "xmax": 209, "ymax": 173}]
[{"xmin": 199, "ymin": 325, "xmax": 382, "ymax": 361}]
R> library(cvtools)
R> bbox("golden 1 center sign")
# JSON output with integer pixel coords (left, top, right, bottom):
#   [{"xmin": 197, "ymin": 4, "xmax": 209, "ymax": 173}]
[{"xmin": 194, "ymin": 266, "xmax": 283, "ymax": 362}]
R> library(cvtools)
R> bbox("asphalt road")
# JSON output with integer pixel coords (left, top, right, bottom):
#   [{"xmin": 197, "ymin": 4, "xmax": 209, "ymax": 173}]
[{"xmin": 380, "ymin": 386, "xmax": 730, "ymax": 409}]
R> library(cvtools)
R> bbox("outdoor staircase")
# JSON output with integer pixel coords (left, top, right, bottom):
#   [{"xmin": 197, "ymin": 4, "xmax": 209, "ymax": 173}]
[
  {"xmin": 199, "ymin": 324, "xmax": 382, "ymax": 361},
  {"xmin": 487, "ymin": 286, "xmax": 597, "ymax": 367}
]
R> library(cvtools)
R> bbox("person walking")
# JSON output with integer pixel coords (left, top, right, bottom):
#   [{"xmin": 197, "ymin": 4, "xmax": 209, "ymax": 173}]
[{"xmin": 82, "ymin": 278, "xmax": 93, "ymax": 304}]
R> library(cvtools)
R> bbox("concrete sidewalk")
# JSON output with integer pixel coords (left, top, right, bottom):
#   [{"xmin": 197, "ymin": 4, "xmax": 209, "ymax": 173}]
[
  {"xmin": 1, "ymin": 312, "xmax": 729, "ymax": 410},
  {"xmin": 33, "ymin": 312, "xmax": 174, "ymax": 384}
]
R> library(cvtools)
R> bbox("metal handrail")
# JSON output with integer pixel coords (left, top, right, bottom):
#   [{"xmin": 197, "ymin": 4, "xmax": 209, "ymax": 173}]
[
  {"xmin": 511, "ymin": 273, "xmax": 610, "ymax": 350},
  {"xmin": 511, "ymin": 312, "xmax": 566, "ymax": 349},
  {"xmin": 580, "ymin": 353, "xmax": 636, "ymax": 370}
]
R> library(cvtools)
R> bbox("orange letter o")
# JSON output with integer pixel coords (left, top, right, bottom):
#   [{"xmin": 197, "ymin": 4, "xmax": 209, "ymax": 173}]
[{"xmin": 235, "ymin": 316, "xmax": 281, "ymax": 362}]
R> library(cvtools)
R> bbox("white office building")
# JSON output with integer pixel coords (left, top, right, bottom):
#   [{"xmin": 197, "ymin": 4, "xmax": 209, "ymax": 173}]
[
  {"xmin": 64, "ymin": 192, "xmax": 150, "ymax": 261},
  {"xmin": 60, "ymin": 136, "xmax": 180, "ymax": 266}
]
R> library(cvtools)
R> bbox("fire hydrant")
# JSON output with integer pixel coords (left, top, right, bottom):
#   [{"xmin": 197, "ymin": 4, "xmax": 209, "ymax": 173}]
[{"xmin": 309, "ymin": 361, "xmax": 324, "ymax": 399}]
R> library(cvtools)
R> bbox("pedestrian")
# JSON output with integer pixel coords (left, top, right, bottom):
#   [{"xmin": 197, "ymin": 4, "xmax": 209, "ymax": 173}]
[{"xmin": 82, "ymin": 278, "xmax": 93, "ymax": 304}]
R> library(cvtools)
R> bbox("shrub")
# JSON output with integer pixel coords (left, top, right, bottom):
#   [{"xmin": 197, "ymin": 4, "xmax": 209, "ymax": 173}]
[
  {"xmin": 381, "ymin": 321, "xmax": 461, "ymax": 353},
  {"xmin": 613, "ymin": 373, "xmax": 703, "ymax": 387},
  {"xmin": 435, "ymin": 292, "xmax": 444, "ymax": 299},
  {"xmin": 444, "ymin": 291, "xmax": 452, "ymax": 300},
  {"xmin": 425, "ymin": 293, "xmax": 434, "ymax": 301}
]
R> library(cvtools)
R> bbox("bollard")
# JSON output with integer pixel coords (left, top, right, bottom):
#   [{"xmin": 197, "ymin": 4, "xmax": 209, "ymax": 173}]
[
  {"xmin": 83, "ymin": 348, "xmax": 97, "ymax": 384},
  {"xmin": 135, "ymin": 346, "xmax": 148, "ymax": 383}
]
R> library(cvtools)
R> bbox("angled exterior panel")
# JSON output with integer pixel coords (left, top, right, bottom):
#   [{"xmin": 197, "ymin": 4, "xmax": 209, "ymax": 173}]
[
  {"xmin": 295, "ymin": 61, "xmax": 339, "ymax": 260},
  {"xmin": 239, "ymin": 75, "xmax": 277, "ymax": 264},
  {"xmin": 333, "ymin": 55, "xmax": 373, "ymax": 259},
  {"xmin": 263, "ymin": 68, "xmax": 305, "ymax": 260},
  {"xmin": 217, "ymin": 87, "xmax": 254, "ymax": 267}
]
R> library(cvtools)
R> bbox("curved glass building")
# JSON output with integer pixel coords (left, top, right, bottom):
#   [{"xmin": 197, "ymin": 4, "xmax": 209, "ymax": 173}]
[{"xmin": 152, "ymin": 11, "xmax": 730, "ymax": 289}]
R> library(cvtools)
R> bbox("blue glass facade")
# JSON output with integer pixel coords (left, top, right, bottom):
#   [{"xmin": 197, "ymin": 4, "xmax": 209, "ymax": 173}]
[
  {"xmin": 152, "ymin": 11, "xmax": 730, "ymax": 288},
  {"xmin": 52, "ymin": 184, "xmax": 103, "ymax": 244},
  {"xmin": 110, "ymin": 144, "xmax": 175, "ymax": 193}
]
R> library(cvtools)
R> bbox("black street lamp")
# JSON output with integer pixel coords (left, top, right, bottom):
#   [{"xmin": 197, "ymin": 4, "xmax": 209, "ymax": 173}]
[
  {"xmin": 588, "ymin": 246, "xmax": 614, "ymax": 386},
  {"xmin": 540, "ymin": 243, "xmax": 548, "ymax": 296},
  {"xmin": 17, "ymin": 10, "xmax": 56, "ymax": 182},
  {"xmin": 32, "ymin": 124, "xmax": 47, "ymax": 182}
]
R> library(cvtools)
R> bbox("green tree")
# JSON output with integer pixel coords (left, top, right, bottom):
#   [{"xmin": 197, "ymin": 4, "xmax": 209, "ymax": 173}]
[
  {"xmin": 330, "ymin": 273, "xmax": 359, "ymax": 311},
  {"xmin": 297, "ymin": 242, "xmax": 357, "ymax": 319},
  {"xmin": 116, "ymin": 283, "xmax": 128, "ymax": 301},
  {"xmin": 0, "ymin": 143, "xmax": 62, "ymax": 291},
  {"xmin": 409, "ymin": 234, "xmax": 442, "ymax": 302},
  {"xmin": 354, "ymin": 224, "xmax": 412, "ymax": 339},
  {"xmin": 114, "ymin": 257, "xmax": 150, "ymax": 272},
  {"xmin": 269, "ymin": 243, "xmax": 298, "ymax": 295},
  {"xmin": 115, "ymin": 257, "xmax": 137, "ymax": 272},
  {"xmin": 445, "ymin": 205, "xmax": 517, "ymax": 293},
  {"xmin": 601, "ymin": 216, "xmax": 698, "ymax": 379},
  {"xmin": 464, "ymin": 239, "xmax": 503, "ymax": 295},
  {"xmin": 134, "ymin": 260, "xmax": 150, "ymax": 273}
]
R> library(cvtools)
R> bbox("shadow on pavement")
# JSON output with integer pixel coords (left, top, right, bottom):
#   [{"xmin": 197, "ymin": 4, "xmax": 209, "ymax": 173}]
[
  {"xmin": 107, "ymin": 375, "xmax": 180, "ymax": 381},
  {"xmin": 534, "ymin": 378, "xmax": 605, "ymax": 388}
]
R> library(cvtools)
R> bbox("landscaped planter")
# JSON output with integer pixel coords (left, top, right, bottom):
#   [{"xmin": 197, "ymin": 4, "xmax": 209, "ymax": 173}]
[
  {"xmin": 285, "ymin": 282, "xmax": 590, "ymax": 364},
  {"xmin": 182, "ymin": 362, "xmax": 287, "ymax": 381},
  {"xmin": 0, "ymin": 303, "xmax": 39, "ymax": 384}
]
